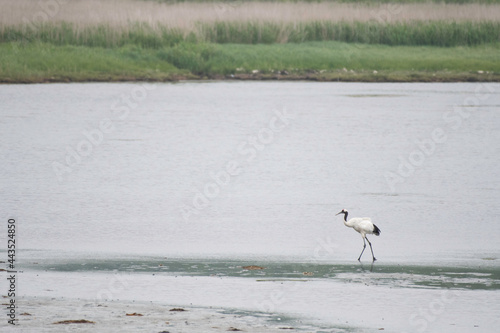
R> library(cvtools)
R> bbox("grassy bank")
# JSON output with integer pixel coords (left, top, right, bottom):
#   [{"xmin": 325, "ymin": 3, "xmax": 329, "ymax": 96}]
[
  {"xmin": 1, "ymin": 41, "xmax": 498, "ymax": 83},
  {"xmin": 1, "ymin": 0, "xmax": 499, "ymax": 83}
]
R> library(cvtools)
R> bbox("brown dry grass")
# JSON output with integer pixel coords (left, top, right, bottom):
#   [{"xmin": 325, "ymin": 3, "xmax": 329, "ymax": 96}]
[{"xmin": 1, "ymin": 0, "xmax": 499, "ymax": 32}]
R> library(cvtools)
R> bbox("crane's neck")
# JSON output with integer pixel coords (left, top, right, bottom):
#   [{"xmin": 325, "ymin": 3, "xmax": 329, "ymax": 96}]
[{"xmin": 341, "ymin": 211, "xmax": 348, "ymax": 222}]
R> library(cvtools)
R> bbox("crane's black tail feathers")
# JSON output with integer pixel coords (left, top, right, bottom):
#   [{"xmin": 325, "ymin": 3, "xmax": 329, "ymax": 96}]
[{"xmin": 373, "ymin": 224, "xmax": 381, "ymax": 236}]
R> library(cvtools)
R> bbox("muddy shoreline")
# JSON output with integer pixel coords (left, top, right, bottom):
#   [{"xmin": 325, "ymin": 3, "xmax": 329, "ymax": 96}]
[{"xmin": 1, "ymin": 71, "xmax": 499, "ymax": 84}]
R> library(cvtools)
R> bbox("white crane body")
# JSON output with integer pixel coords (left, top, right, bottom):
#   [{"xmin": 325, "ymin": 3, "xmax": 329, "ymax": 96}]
[{"xmin": 336, "ymin": 209, "xmax": 381, "ymax": 261}]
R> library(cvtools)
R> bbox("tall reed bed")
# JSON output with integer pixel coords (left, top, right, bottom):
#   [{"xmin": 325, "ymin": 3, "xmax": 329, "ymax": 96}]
[
  {"xmin": 1, "ymin": 23, "xmax": 185, "ymax": 48},
  {"xmin": 2, "ymin": 21, "xmax": 499, "ymax": 47},
  {"xmin": 198, "ymin": 20, "xmax": 500, "ymax": 45}
]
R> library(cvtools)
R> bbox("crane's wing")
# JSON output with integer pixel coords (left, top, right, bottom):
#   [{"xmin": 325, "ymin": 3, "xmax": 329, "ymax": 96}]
[
  {"xmin": 353, "ymin": 218, "xmax": 376, "ymax": 235},
  {"xmin": 349, "ymin": 217, "xmax": 371, "ymax": 223}
]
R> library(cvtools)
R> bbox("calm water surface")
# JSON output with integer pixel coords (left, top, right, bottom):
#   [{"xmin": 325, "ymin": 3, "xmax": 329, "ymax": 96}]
[{"xmin": 1, "ymin": 82, "xmax": 499, "ymax": 332}]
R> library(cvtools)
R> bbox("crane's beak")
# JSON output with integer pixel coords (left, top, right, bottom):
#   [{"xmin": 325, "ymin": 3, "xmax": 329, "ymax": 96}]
[{"xmin": 335, "ymin": 211, "xmax": 343, "ymax": 216}]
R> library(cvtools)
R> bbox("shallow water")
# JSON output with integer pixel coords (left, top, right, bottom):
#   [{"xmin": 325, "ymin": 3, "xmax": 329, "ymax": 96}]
[
  {"xmin": 24, "ymin": 256, "xmax": 500, "ymax": 291},
  {"xmin": 1, "ymin": 81, "xmax": 500, "ymax": 331}
]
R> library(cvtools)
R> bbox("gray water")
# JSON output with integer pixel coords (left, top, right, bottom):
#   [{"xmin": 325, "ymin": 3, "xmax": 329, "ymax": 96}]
[{"xmin": 1, "ymin": 82, "xmax": 500, "ymax": 332}]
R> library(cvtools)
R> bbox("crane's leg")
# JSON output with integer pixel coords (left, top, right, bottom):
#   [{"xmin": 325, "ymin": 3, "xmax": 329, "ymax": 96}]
[
  {"xmin": 358, "ymin": 237, "xmax": 367, "ymax": 261},
  {"xmin": 365, "ymin": 236, "xmax": 377, "ymax": 261}
]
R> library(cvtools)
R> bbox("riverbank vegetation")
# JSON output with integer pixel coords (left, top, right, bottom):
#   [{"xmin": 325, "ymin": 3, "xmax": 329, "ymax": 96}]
[
  {"xmin": 2, "ymin": 21, "xmax": 499, "ymax": 47},
  {"xmin": 1, "ymin": 0, "xmax": 499, "ymax": 82},
  {"xmin": 2, "ymin": 41, "xmax": 498, "ymax": 83}
]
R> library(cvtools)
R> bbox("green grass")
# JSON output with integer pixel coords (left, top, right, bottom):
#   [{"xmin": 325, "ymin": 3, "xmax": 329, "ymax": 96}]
[
  {"xmin": 1, "ymin": 41, "xmax": 498, "ymax": 83},
  {"xmin": 0, "ymin": 43, "xmax": 182, "ymax": 82},
  {"xmin": 2, "ymin": 21, "xmax": 499, "ymax": 48},
  {"xmin": 208, "ymin": 42, "xmax": 500, "ymax": 72}
]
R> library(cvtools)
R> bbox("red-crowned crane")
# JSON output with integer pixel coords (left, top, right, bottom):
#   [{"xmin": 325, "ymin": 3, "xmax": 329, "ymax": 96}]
[{"xmin": 336, "ymin": 209, "xmax": 381, "ymax": 262}]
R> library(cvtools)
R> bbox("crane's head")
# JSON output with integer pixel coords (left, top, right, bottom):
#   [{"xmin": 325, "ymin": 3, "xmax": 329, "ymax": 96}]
[{"xmin": 336, "ymin": 209, "xmax": 348, "ymax": 216}]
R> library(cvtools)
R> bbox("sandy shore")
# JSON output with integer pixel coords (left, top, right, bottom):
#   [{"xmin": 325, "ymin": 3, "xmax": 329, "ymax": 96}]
[{"xmin": 8, "ymin": 296, "xmax": 315, "ymax": 332}]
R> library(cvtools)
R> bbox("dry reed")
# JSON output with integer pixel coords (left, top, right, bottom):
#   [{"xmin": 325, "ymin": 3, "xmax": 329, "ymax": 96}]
[{"xmin": 1, "ymin": 0, "xmax": 499, "ymax": 33}]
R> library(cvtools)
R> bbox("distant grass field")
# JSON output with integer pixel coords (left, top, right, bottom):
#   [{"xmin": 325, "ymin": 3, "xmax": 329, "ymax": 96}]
[
  {"xmin": 1, "ymin": 0, "xmax": 499, "ymax": 82},
  {"xmin": 1, "ymin": 41, "xmax": 498, "ymax": 83}
]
